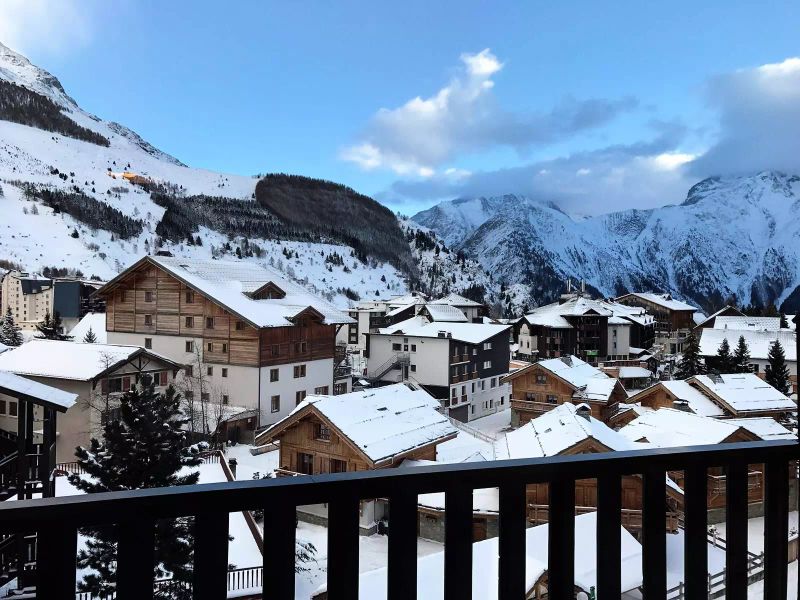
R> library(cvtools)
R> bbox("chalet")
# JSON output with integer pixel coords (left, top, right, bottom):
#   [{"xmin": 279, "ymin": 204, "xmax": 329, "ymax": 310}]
[
  {"xmin": 0, "ymin": 339, "xmax": 180, "ymax": 461},
  {"xmin": 610, "ymin": 379, "xmax": 724, "ymax": 428},
  {"xmin": 618, "ymin": 408, "xmax": 794, "ymax": 513},
  {"xmin": 254, "ymin": 383, "xmax": 457, "ymax": 534},
  {"xmin": 514, "ymin": 296, "xmax": 654, "ymax": 364},
  {"xmin": 697, "ymin": 327, "xmax": 797, "ymax": 393},
  {"xmin": 364, "ymin": 319, "xmax": 511, "ymax": 422},
  {"xmin": 615, "ymin": 292, "xmax": 697, "ymax": 354},
  {"xmin": 687, "ymin": 373, "xmax": 796, "ymax": 419},
  {"xmin": 600, "ymin": 365, "xmax": 654, "ymax": 392},
  {"xmin": 502, "ymin": 355, "xmax": 627, "ymax": 426},
  {"xmin": 96, "ymin": 256, "xmax": 355, "ymax": 426},
  {"xmin": 311, "ymin": 512, "xmax": 644, "ymax": 600},
  {"xmin": 503, "ymin": 403, "xmax": 682, "ymax": 532},
  {"xmin": 692, "ymin": 305, "xmax": 745, "ymax": 330}
]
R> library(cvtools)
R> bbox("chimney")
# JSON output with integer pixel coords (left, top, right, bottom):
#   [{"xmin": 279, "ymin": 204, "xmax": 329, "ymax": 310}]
[{"xmin": 575, "ymin": 404, "xmax": 591, "ymax": 421}]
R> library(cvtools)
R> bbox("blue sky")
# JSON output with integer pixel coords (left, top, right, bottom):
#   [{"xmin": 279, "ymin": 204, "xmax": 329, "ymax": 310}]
[{"xmin": 3, "ymin": 0, "xmax": 800, "ymax": 215}]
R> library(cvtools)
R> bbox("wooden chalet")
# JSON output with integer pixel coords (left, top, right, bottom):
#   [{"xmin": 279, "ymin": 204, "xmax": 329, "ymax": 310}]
[
  {"xmin": 502, "ymin": 355, "xmax": 627, "ymax": 426},
  {"xmin": 615, "ymin": 292, "xmax": 696, "ymax": 334}
]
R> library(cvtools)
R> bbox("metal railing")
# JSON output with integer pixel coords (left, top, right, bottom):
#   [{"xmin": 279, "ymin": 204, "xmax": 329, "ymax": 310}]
[{"xmin": 0, "ymin": 440, "xmax": 796, "ymax": 599}]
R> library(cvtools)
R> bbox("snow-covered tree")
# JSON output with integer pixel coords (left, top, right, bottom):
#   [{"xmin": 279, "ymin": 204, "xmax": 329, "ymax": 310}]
[
  {"xmin": 83, "ymin": 326, "xmax": 97, "ymax": 343},
  {"xmin": 69, "ymin": 375, "xmax": 204, "ymax": 598},
  {"xmin": 732, "ymin": 335, "xmax": 752, "ymax": 373},
  {"xmin": 0, "ymin": 308, "xmax": 23, "ymax": 346},
  {"xmin": 674, "ymin": 333, "xmax": 706, "ymax": 379},
  {"xmin": 35, "ymin": 311, "xmax": 72, "ymax": 340},
  {"xmin": 713, "ymin": 338, "xmax": 734, "ymax": 373},
  {"xmin": 765, "ymin": 340, "xmax": 792, "ymax": 395}
]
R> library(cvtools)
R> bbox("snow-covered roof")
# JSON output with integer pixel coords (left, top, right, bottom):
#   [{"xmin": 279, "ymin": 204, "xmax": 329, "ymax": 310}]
[
  {"xmin": 373, "ymin": 320, "xmax": 510, "ymax": 345},
  {"xmin": 104, "ymin": 256, "xmax": 354, "ymax": 329},
  {"xmin": 537, "ymin": 356, "xmax": 611, "ymax": 389},
  {"xmin": 618, "ymin": 366, "xmax": 653, "ymax": 379},
  {"xmin": 0, "ymin": 339, "xmax": 178, "ymax": 381},
  {"xmin": 619, "ymin": 292, "xmax": 697, "ymax": 312},
  {"xmin": 422, "ymin": 304, "xmax": 469, "ymax": 322},
  {"xmin": 690, "ymin": 373, "xmax": 796, "ymax": 414},
  {"xmin": 523, "ymin": 296, "xmax": 655, "ymax": 329},
  {"xmin": 726, "ymin": 417, "xmax": 796, "ymax": 441},
  {"xmin": 258, "ymin": 383, "xmax": 457, "ymax": 464},
  {"xmin": 428, "ymin": 293, "xmax": 484, "ymax": 308},
  {"xmin": 67, "ymin": 312, "xmax": 107, "ymax": 344},
  {"xmin": 656, "ymin": 380, "xmax": 725, "ymax": 417},
  {"xmin": 698, "ymin": 328, "xmax": 796, "ymax": 362},
  {"xmin": 712, "ymin": 316, "xmax": 785, "ymax": 331},
  {"xmin": 312, "ymin": 512, "xmax": 642, "ymax": 599},
  {"xmin": 503, "ymin": 403, "xmax": 639, "ymax": 458},
  {"xmin": 619, "ymin": 408, "xmax": 750, "ymax": 447},
  {"xmin": 0, "ymin": 370, "xmax": 77, "ymax": 410}
]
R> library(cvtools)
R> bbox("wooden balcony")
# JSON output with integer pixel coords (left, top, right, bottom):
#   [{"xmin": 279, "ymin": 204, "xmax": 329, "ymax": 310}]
[
  {"xmin": 526, "ymin": 503, "xmax": 680, "ymax": 533},
  {"xmin": 0, "ymin": 441, "xmax": 795, "ymax": 598}
]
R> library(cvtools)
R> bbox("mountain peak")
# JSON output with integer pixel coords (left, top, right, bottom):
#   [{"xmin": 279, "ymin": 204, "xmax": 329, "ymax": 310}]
[{"xmin": 0, "ymin": 41, "xmax": 77, "ymax": 109}]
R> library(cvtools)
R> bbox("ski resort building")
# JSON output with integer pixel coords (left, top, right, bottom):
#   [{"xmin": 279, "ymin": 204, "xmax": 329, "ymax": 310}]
[
  {"xmin": 0, "ymin": 339, "xmax": 180, "ymax": 461},
  {"xmin": 503, "ymin": 355, "xmax": 627, "ymax": 426},
  {"xmin": 363, "ymin": 318, "xmax": 511, "ymax": 422},
  {"xmin": 96, "ymin": 256, "xmax": 354, "ymax": 428},
  {"xmin": 615, "ymin": 292, "xmax": 697, "ymax": 355}
]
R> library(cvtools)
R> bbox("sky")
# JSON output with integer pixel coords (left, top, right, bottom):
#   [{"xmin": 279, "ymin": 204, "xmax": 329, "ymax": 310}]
[{"xmin": 2, "ymin": 0, "xmax": 799, "ymax": 216}]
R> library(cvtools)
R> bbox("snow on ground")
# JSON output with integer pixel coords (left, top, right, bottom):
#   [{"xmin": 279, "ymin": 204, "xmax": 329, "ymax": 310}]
[
  {"xmin": 468, "ymin": 408, "xmax": 513, "ymax": 438},
  {"xmin": 223, "ymin": 443, "xmax": 280, "ymax": 481},
  {"xmin": 748, "ymin": 561, "xmax": 798, "ymax": 599},
  {"xmin": 715, "ymin": 512, "xmax": 799, "ymax": 554}
]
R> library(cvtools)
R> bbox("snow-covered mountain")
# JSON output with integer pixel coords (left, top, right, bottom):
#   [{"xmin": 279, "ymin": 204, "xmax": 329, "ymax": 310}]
[
  {"xmin": 413, "ymin": 172, "xmax": 800, "ymax": 313},
  {"xmin": 0, "ymin": 42, "xmax": 501, "ymax": 310}
]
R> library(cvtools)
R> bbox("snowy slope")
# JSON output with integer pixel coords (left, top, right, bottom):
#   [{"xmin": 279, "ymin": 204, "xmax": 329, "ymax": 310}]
[{"xmin": 413, "ymin": 173, "xmax": 800, "ymax": 312}]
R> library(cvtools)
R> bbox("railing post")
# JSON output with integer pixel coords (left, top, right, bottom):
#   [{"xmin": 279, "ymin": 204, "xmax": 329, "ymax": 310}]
[
  {"xmin": 597, "ymin": 475, "xmax": 621, "ymax": 600},
  {"xmin": 642, "ymin": 466, "xmax": 666, "ymax": 600},
  {"xmin": 117, "ymin": 516, "xmax": 156, "ymax": 600},
  {"xmin": 763, "ymin": 459, "xmax": 788, "ymax": 600},
  {"xmin": 725, "ymin": 461, "xmax": 748, "ymax": 600},
  {"xmin": 683, "ymin": 465, "xmax": 707, "ymax": 600},
  {"xmin": 328, "ymin": 494, "xmax": 360, "ymax": 600},
  {"xmin": 444, "ymin": 484, "xmax": 473, "ymax": 600},
  {"xmin": 192, "ymin": 511, "xmax": 229, "ymax": 600},
  {"xmin": 498, "ymin": 482, "xmax": 526, "ymax": 600},
  {"xmin": 262, "ymin": 499, "xmax": 296, "ymax": 600},
  {"xmin": 548, "ymin": 477, "xmax": 574, "ymax": 600},
  {"xmin": 36, "ymin": 521, "xmax": 77, "ymax": 598},
  {"xmin": 388, "ymin": 490, "xmax": 418, "ymax": 600}
]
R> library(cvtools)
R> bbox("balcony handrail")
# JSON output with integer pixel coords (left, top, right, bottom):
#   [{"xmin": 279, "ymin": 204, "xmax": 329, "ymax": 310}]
[{"xmin": 1, "ymin": 440, "xmax": 795, "ymax": 524}]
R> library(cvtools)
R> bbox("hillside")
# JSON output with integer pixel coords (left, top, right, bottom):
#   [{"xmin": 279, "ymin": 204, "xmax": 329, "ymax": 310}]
[{"xmin": 413, "ymin": 172, "xmax": 800, "ymax": 313}]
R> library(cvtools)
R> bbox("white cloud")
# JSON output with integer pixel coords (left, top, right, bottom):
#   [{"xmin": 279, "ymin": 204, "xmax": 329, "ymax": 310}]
[
  {"xmin": 0, "ymin": 0, "xmax": 94, "ymax": 55},
  {"xmin": 341, "ymin": 48, "xmax": 636, "ymax": 176}
]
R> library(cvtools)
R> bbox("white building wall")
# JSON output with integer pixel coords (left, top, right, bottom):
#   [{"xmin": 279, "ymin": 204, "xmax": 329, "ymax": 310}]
[
  {"xmin": 607, "ymin": 324, "xmax": 631, "ymax": 359},
  {"xmin": 367, "ymin": 335, "xmax": 450, "ymax": 387},
  {"xmin": 450, "ymin": 375, "xmax": 510, "ymax": 421},
  {"xmin": 259, "ymin": 358, "xmax": 334, "ymax": 427}
]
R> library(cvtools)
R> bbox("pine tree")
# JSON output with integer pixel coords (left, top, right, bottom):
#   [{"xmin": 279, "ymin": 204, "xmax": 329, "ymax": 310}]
[
  {"xmin": 714, "ymin": 338, "xmax": 734, "ymax": 373},
  {"xmin": 779, "ymin": 313, "xmax": 789, "ymax": 328},
  {"xmin": 674, "ymin": 332, "xmax": 706, "ymax": 379},
  {"xmin": 69, "ymin": 375, "xmax": 204, "ymax": 598},
  {"xmin": 732, "ymin": 335, "xmax": 752, "ymax": 373},
  {"xmin": 35, "ymin": 311, "xmax": 72, "ymax": 340},
  {"xmin": 83, "ymin": 326, "xmax": 97, "ymax": 343},
  {"xmin": 0, "ymin": 308, "xmax": 23, "ymax": 346},
  {"xmin": 765, "ymin": 340, "xmax": 792, "ymax": 394}
]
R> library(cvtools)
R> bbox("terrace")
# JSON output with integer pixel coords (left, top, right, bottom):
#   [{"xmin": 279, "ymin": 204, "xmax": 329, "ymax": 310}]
[{"xmin": 0, "ymin": 439, "xmax": 796, "ymax": 599}]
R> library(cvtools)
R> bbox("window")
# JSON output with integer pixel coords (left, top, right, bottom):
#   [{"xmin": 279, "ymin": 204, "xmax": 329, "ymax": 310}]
[
  {"xmin": 296, "ymin": 390, "xmax": 306, "ymax": 405},
  {"xmin": 470, "ymin": 405, "xmax": 475, "ymax": 414},
  {"xmin": 461, "ymin": 385, "xmax": 466, "ymax": 396},
  {"xmin": 184, "ymin": 390, "xmax": 194, "ymax": 401},
  {"xmin": 294, "ymin": 342, "xmax": 307, "ymax": 353},
  {"xmin": 235, "ymin": 320, "xmax": 245, "ymax": 331},
  {"xmin": 483, "ymin": 360, "xmax": 492, "ymax": 369},
  {"xmin": 120, "ymin": 290, "xmax": 127, "ymax": 302},
  {"xmin": 207, "ymin": 366, "xmax": 213, "ymax": 376},
  {"xmin": 222, "ymin": 368, "xmax": 228, "ymax": 378},
  {"xmin": 8, "ymin": 401, "xmax": 17, "ymax": 417},
  {"xmin": 483, "ymin": 342, "xmax": 492, "ymax": 350},
  {"xmin": 403, "ymin": 344, "xmax": 408, "ymax": 351},
  {"xmin": 410, "ymin": 364, "xmax": 417, "ymax": 372},
  {"xmin": 0, "ymin": 399, "xmax": 5, "ymax": 415},
  {"xmin": 270, "ymin": 368, "xmax": 279, "ymax": 382},
  {"xmin": 546, "ymin": 394, "xmax": 558, "ymax": 404},
  {"xmin": 471, "ymin": 382, "xmax": 475, "ymax": 393},
  {"xmin": 491, "ymin": 378, "xmax": 497, "ymax": 388},
  {"xmin": 451, "ymin": 388, "xmax": 457, "ymax": 398},
  {"xmin": 222, "ymin": 343, "xmax": 228, "ymax": 354},
  {"xmin": 207, "ymin": 342, "xmax": 213, "ymax": 353},
  {"xmin": 314, "ymin": 423, "xmax": 331, "ymax": 441},
  {"xmin": 185, "ymin": 341, "xmax": 194, "ymax": 353},
  {"xmin": 201, "ymin": 392, "xmax": 210, "ymax": 402},
  {"xmin": 185, "ymin": 365, "xmax": 193, "ymax": 377},
  {"xmin": 271, "ymin": 395, "xmax": 280, "ymax": 413},
  {"xmin": 144, "ymin": 314, "xmax": 153, "ymax": 326},
  {"xmin": 330, "ymin": 459, "xmax": 347, "ymax": 473},
  {"xmin": 159, "ymin": 371, "xmax": 168, "ymax": 386},
  {"xmin": 271, "ymin": 345, "xmax": 280, "ymax": 357},
  {"xmin": 222, "ymin": 394, "xmax": 229, "ymax": 405},
  {"xmin": 205, "ymin": 317, "xmax": 214, "ymax": 329},
  {"xmin": 489, "ymin": 399, "xmax": 493, "ymax": 408},
  {"xmin": 297, "ymin": 452, "xmax": 314, "ymax": 475},
  {"xmin": 144, "ymin": 338, "xmax": 152, "ymax": 349},
  {"xmin": 535, "ymin": 374, "xmax": 547, "ymax": 385},
  {"xmin": 294, "ymin": 365, "xmax": 307, "ymax": 378},
  {"xmin": 145, "ymin": 291, "xmax": 154, "ymax": 302},
  {"xmin": 314, "ymin": 386, "xmax": 329, "ymax": 395},
  {"xmin": 500, "ymin": 395, "xmax": 505, "ymax": 405},
  {"xmin": 411, "ymin": 344, "xmax": 417, "ymax": 352},
  {"xmin": 185, "ymin": 290, "xmax": 194, "ymax": 304},
  {"xmin": 185, "ymin": 316, "xmax": 194, "ymax": 328},
  {"xmin": 392, "ymin": 343, "xmax": 402, "ymax": 351}
]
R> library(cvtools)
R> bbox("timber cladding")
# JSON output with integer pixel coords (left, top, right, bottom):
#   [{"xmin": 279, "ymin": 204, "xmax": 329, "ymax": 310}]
[{"xmin": 101, "ymin": 261, "xmax": 334, "ymax": 368}]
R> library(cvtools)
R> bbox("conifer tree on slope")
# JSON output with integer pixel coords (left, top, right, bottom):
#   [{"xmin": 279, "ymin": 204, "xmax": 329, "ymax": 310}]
[
  {"xmin": 69, "ymin": 375, "xmax": 203, "ymax": 598},
  {"xmin": 779, "ymin": 313, "xmax": 789, "ymax": 329},
  {"xmin": 0, "ymin": 308, "xmax": 23, "ymax": 346},
  {"xmin": 714, "ymin": 338, "xmax": 734, "ymax": 373},
  {"xmin": 765, "ymin": 340, "xmax": 792, "ymax": 395},
  {"xmin": 674, "ymin": 332, "xmax": 706, "ymax": 379},
  {"xmin": 35, "ymin": 311, "xmax": 72, "ymax": 340},
  {"xmin": 732, "ymin": 335, "xmax": 752, "ymax": 373},
  {"xmin": 82, "ymin": 326, "xmax": 97, "ymax": 343}
]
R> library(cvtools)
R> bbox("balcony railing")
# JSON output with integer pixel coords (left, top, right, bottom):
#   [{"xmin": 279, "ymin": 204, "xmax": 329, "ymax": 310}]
[{"xmin": 0, "ymin": 440, "xmax": 796, "ymax": 599}]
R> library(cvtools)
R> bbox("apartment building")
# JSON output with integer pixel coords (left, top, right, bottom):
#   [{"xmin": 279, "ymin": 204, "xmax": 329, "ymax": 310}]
[
  {"xmin": 96, "ymin": 256, "xmax": 354, "ymax": 427},
  {"xmin": 615, "ymin": 292, "xmax": 697, "ymax": 355},
  {"xmin": 364, "ymin": 318, "xmax": 511, "ymax": 422}
]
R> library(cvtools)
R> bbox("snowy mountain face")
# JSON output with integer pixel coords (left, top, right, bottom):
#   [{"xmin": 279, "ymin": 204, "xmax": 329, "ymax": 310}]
[
  {"xmin": 0, "ymin": 42, "xmax": 499, "ymax": 310},
  {"xmin": 413, "ymin": 173, "xmax": 800, "ymax": 313}
]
